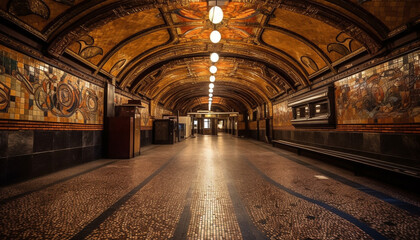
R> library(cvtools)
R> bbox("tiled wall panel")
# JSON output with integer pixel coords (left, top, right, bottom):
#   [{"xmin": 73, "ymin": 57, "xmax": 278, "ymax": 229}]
[
  {"xmin": 0, "ymin": 45, "xmax": 104, "ymax": 125},
  {"xmin": 335, "ymin": 50, "xmax": 420, "ymax": 124},
  {"xmin": 272, "ymin": 50, "xmax": 420, "ymax": 132}
]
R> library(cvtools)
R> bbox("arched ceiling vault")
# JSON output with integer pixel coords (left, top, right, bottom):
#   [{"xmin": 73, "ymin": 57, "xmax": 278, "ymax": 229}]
[
  {"xmin": 179, "ymin": 97, "xmax": 246, "ymax": 113},
  {"xmin": 2, "ymin": 0, "xmax": 419, "ymax": 113}
]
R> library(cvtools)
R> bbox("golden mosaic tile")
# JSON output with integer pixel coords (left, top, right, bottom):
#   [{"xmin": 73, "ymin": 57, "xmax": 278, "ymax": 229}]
[
  {"xmin": 68, "ymin": 8, "xmax": 164, "ymax": 65},
  {"xmin": 102, "ymin": 30, "xmax": 170, "ymax": 75},
  {"xmin": 269, "ymin": 9, "xmax": 363, "ymax": 62},
  {"xmin": 350, "ymin": 0, "xmax": 420, "ymax": 30},
  {"xmin": 335, "ymin": 50, "xmax": 420, "ymax": 124},
  {"xmin": 262, "ymin": 29, "xmax": 326, "ymax": 74},
  {"xmin": 0, "ymin": 45, "xmax": 103, "ymax": 124}
]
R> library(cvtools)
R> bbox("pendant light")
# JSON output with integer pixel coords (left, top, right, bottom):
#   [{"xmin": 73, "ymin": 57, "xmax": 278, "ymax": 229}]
[
  {"xmin": 210, "ymin": 52, "xmax": 219, "ymax": 62},
  {"xmin": 209, "ymin": 6, "xmax": 223, "ymax": 24},
  {"xmin": 210, "ymin": 30, "xmax": 221, "ymax": 43},
  {"xmin": 209, "ymin": 65, "xmax": 217, "ymax": 74}
]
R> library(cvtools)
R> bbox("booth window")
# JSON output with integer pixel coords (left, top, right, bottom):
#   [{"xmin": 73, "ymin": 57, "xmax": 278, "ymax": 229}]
[
  {"xmin": 204, "ymin": 119, "xmax": 211, "ymax": 129},
  {"xmin": 288, "ymin": 86, "xmax": 335, "ymax": 128}
]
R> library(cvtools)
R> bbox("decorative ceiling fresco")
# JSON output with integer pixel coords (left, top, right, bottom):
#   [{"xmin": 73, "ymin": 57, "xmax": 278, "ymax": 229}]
[{"xmin": 1, "ymin": 0, "xmax": 419, "ymax": 114}]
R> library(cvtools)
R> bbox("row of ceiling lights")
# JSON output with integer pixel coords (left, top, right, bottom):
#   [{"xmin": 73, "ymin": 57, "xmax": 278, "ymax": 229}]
[{"xmin": 208, "ymin": 6, "xmax": 223, "ymax": 111}]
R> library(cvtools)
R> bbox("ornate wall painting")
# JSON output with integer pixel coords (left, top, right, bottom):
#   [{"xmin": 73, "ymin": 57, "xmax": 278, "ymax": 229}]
[
  {"xmin": 335, "ymin": 50, "xmax": 420, "ymax": 124},
  {"xmin": 0, "ymin": 81, "xmax": 10, "ymax": 112},
  {"xmin": 139, "ymin": 101, "xmax": 152, "ymax": 128},
  {"xmin": 0, "ymin": 45, "xmax": 103, "ymax": 124},
  {"xmin": 272, "ymin": 101, "xmax": 293, "ymax": 129},
  {"xmin": 114, "ymin": 93, "xmax": 130, "ymax": 106}
]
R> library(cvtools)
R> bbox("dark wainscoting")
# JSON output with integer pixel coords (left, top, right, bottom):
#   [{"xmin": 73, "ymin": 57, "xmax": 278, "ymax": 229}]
[
  {"xmin": 0, "ymin": 130, "xmax": 103, "ymax": 186},
  {"xmin": 141, "ymin": 130, "xmax": 153, "ymax": 147},
  {"xmin": 272, "ymin": 130, "xmax": 420, "ymax": 167},
  {"xmin": 249, "ymin": 130, "xmax": 259, "ymax": 140},
  {"xmin": 237, "ymin": 130, "xmax": 247, "ymax": 137},
  {"xmin": 258, "ymin": 130, "xmax": 266, "ymax": 142}
]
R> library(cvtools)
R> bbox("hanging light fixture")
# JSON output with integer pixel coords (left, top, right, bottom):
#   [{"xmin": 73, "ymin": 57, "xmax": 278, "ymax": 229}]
[
  {"xmin": 209, "ymin": 97, "xmax": 213, "ymax": 101},
  {"xmin": 209, "ymin": 88, "xmax": 214, "ymax": 93},
  {"xmin": 209, "ymin": 65, "xmax": 217, "ymax": 74},
  {"xmin": 209, "ymin": 93, "xmax": 213, "ymax": 97},
  {"xmin": 210, "ymin": 52, "xmax": 219, "ymax": 63},
  {"xmin": 209, "ymin": 83, "xmax": 214, "ymax": 89},
  {"xmin": 209, "ymin": 6, "xmax": 223, "ymax": 24},
  {"xmin": 210, "ymin": 30, "xmax": 221, "ymax": 43},
  {"xmin": 209, "ymin": 75, "xmax": 215, "ymax": 82}
]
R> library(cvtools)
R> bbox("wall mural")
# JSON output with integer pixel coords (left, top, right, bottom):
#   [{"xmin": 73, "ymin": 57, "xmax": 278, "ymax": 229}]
[
  {"xmin": 0, "ymin": 45, "xmax": 103, "ymax": 124},
  {"xmin": 335, "ymin": 50, "xmax": 420, "ymax": 124},
  {"xmin": 139, "ymin": 102, "xmax": 152, "ymax": 128},
  {"xmin": 114, "ymin": 93, "xmax": 130, "ymax": 106},
  {"xmin": 273, "ymin": 51, "xmax": 420, "ymax": 127},
  {"xmin": 272, "ymin": 101, "xmax": 293, "ymax": 129}
]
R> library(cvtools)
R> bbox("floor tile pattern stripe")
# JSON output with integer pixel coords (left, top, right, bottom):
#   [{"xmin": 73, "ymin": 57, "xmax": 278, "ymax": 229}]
[
  {"xmin": 70, "ymin": 145, "xmax": 187, "ymax": 240},
  {"xmin": 245, "ymin": 156, "xmax": 388, "ymax": 240},
  {"xmin": 249, "ymin": 140, "xmax": 420, "ymax": 216},
  {"xmin": 0, "ymin": 160, "xmax": 118, "ymax": 205}
]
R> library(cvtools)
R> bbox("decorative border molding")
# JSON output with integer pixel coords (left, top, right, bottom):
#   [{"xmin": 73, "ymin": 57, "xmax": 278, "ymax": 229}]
[
  {"xmin": 0, "ymin": 120, "xmax": 103, "ymax": 131},
  {"xmin": 0, "ymin": 10, "xmax": 47, "ymax": 41}
]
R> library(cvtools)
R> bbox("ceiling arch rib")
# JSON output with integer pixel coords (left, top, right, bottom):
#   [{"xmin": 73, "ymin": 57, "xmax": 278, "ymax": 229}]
[
  {"xmin": 179, "ymin": 97, "xmax": 245, "ymax": 113},
  {"xmin": 126, "ymin": 53, "xmax": 302, "ymax": 97},
  {"xmin": 156, "ymin": 81, "xmax": 269, "ymax": 110},
  {"xmin": 121, "ymin": 46, "xmax": 306, "ymax": 92},
  {"xmin": 191, "ymin": 104, "xmax": 230, "ymax": 113},
  {"xmin": 146, "ymin": 75, "xmax": 278, "ymax": 102},
  {"xmin": 138, "ymin": 59, "xmax": 287, "ymax": 100},
  {"xmin": 176, "ymin": 95, "xmax": 249, "ymax": 114},
  {"xmin": 158, "ymin": 82, "xmax": 264, "ymax": 111}
]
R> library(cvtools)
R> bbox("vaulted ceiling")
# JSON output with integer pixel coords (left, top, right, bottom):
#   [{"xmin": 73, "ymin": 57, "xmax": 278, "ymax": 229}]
[{"xmin": 1, "ymin": 0, "xmax": 419, "ymax": 114}]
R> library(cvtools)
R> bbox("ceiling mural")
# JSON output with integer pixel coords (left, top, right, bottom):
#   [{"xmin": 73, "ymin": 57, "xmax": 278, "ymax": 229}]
[{"xmin": 1, "ymin": 0, "xmax": 418, "ymax": 114}]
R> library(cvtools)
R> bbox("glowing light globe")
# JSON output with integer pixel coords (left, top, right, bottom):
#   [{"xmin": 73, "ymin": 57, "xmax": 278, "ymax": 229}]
[
  {"xmin": 209, "ymin": 6, "xmax": 223, "ymax": 24},
  {"xmin": 210, "ymin": 75, "xmax": 215, "ymax": 82},
  {"xmin": 209, "ymin": 83, "xmax": 214, "ymax": 89},
  {"xmin": 210, "ymin": 53, "xmax": 219, "ymax": 62},
  {"xmin": 210, "ymin": 30, "xmax": 221, "ymax": 43},
  {"xmin": 209, "ymin": 65, "xmax": 217, "ymax": 74}
]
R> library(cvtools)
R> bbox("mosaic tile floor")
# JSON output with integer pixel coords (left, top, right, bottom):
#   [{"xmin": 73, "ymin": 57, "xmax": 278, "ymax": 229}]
[{"xmin": 1, "ymin": 134, "xmax": 419, "ymax": 239}]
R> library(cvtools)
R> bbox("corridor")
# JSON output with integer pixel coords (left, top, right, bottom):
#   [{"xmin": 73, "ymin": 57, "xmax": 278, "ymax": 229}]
[{"xmin": 1, "ymin": 134, "xmax": 419, "ymax": 240}]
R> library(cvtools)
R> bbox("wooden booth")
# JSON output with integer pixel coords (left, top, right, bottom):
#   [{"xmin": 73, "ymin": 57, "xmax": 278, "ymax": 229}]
[{"xmin": 108, "ymin": 101, "xmax": 143, "ymax": 158}]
